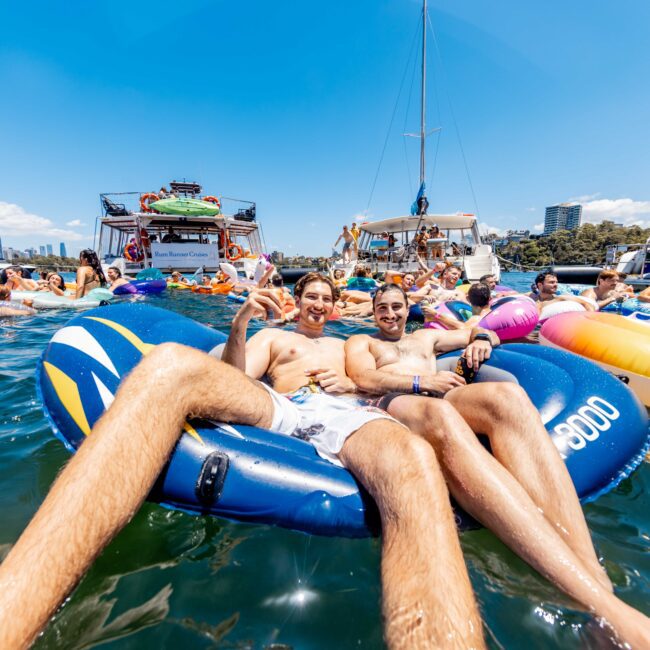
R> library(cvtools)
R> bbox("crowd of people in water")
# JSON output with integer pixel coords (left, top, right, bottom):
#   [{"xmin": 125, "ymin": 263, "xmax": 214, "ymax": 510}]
[{"xmin": 2, "ymin": 267, "xmax": 650, "ymax": 649}]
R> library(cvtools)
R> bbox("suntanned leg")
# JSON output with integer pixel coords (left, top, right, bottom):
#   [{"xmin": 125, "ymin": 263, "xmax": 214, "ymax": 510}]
[
  {"xmin": 0, "ymin": 343, "xmax": 275, "ymax": 649},
  {"xmin": 386, "ymin": 395, "xmax": 650, "ymax": 648},
  {"xmin": 445, "ymin": 382, "xmax": 611, "ymax": 590},
  {"xmin": 339, "ymin": 421, "xmax": 485, "ymax": 650}
]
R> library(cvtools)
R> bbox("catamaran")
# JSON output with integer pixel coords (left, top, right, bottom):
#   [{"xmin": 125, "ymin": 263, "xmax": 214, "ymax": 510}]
[
  {"xmin": 95, "ymin": 180, "xmax": 266, "ymax": 276},
  {"xmin": 339, "ymin": 0, "xmax": 500, "ymax": 282}
]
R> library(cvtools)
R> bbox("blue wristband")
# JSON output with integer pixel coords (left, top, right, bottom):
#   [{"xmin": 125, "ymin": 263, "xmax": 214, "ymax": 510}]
[{"xmin": 413, "ymin": 375, "xmax": 421, "ymax": 394}]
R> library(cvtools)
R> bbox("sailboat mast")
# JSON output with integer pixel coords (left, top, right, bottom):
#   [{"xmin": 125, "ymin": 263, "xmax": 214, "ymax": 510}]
[{"xmin": 419, "ymin": 0, "xmax": 427, "ymax": 187}]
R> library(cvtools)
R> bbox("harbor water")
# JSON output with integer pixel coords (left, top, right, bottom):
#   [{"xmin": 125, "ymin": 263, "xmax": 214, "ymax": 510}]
[{"xmin": 1, "ymin": 272, "xmax": 648, "ymax": 649}]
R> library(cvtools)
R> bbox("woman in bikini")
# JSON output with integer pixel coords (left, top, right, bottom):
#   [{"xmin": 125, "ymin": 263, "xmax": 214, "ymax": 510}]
[{"xmin": 75, "ymin": 250, "xmax": 107, "ymax": 299}]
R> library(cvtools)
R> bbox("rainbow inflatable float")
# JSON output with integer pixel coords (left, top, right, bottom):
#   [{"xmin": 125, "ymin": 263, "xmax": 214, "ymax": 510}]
[{"xmin": 540, "ymin": 311, "xmax": 650, "ymax": 407}]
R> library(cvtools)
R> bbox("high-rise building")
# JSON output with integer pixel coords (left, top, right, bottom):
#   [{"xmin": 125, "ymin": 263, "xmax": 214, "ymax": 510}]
[
  {"xmin": 0, "ymin": 236, "xmax": 3, "ymax": 260},
  {"xmin": 39, "ymin": 245, "xmax": 46, "ymax": 256},
  {"xmin": 543, "ymin": 203, "xmax": 582, "ymax": 235},
  {"xmin": 46, "ymin": 244, "xmax": 53, "ymax": 255},
  {"xmin": 59, "ymin": 242, "xmax": 67, "ymax": 257}
]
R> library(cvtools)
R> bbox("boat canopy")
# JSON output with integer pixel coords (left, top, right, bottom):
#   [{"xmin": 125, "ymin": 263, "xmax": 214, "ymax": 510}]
[{"xmin": 359, "ymin": 213, "xmax": 476, "ymax": 234}]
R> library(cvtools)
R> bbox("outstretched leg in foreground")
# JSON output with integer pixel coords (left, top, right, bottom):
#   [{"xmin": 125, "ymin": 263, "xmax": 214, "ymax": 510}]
[
  {"xmin": 445, "ymin": 382, "xmax": 610, "ymax": 588},
  {"xmin": 339, "ymin": 421, "xmax": 485, "ymax": 650},
  {"xmin": 385, "ymin": 394, "xmax": 650, "ymax": 648},
  {"xmin": 0, "ymin": 344, "xmax": 276, "ymax": 649}
]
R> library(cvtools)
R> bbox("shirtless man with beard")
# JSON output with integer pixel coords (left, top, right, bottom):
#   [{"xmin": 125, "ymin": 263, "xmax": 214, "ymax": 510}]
[
  {"xmin": 0, "ymin": 273, "xmax": 484, "ymax": 650},
  {"xmin": 345, "ymin": 282, "xmax": 650, "ymax": 649}
]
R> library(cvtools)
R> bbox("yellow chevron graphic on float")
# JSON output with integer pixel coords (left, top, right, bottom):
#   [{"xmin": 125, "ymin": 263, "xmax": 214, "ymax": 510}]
[
  {"xmin": 82, "ymin": 316, "xmax": 204, "ymax": 444},
  {"xmin": 84, "ymin": 317, "xmax": 155, "ymax": 355},
  {"xmin": 43, "ymin": 362, "xmax": 91, "ymax": 436}
]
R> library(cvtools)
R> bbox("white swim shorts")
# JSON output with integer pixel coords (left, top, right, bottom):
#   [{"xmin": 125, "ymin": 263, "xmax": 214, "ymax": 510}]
[{"xmin": 259, "ymin": 383, "xmax": 402, "ymax": 468}]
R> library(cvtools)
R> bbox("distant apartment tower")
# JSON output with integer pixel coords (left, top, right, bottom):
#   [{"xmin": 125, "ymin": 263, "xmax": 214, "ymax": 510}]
[
  {"xmin": 39, "ymin": 245, "xmax": 46, "ymax": 256},
  {"xmin": 46, "ymin": 244, "xmax": 53, "ymax": 255},
  {"xmin": 0, "ymin": 236, "xmax": 3, "ymax": 260},
  {"xmin": 544, "ymin": 203, "xmax": 582, "ymax": 235},
  {"xmin": 59, "ymin": 242, "xmax": 67, "ymax": 257}
]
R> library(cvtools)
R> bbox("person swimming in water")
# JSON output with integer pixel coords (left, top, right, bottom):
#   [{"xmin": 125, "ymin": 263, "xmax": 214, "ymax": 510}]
[{"xmin": 75, "ymin": 250, "xmax": 106, "ymax": 299}]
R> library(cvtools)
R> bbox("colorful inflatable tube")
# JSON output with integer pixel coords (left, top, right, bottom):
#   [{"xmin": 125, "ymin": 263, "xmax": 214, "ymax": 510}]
[
  {"xmin": 540, "ymin": 311, "xmax": 650, "ymax": 407},
  {"xmin": 112, "ymin": 279, "xmax": 167, "ymax": 295},
  {"xmin": 423, "ymin": 296, "xmax": 539, "ymax": 340},
  {"xmin": 37, "ymin": 304, "xmax": 649, "ymax": 538},
  {"xmin": 11, "ymin": 288, "xmax": 114, "ymax": 309}
]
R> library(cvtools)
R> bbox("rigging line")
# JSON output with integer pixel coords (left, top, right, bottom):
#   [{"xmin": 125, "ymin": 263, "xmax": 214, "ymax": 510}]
[
  {"xmin": 364, "ymin": 17, "xmax": 421, "ymax": 217},
  {"xmin": 427, "ymin": 12, "xmax": 480, "ymax": 219},
  {"xmin": 402, "ymin": 27, "xmax": 421, "ymax": 201}
]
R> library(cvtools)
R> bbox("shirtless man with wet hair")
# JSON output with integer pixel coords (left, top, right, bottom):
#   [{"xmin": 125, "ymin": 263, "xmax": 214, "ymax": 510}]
[
  {"xmin": 345, "ymin": 282, "xmax": 650, "ymax": 648},
  {"xmin": 0, "ymin": 273, "xmax": 484, "ymax": 649},
  {"xmin": 581, "ymin": 270, "xmax": 628, "ymax": 310}
]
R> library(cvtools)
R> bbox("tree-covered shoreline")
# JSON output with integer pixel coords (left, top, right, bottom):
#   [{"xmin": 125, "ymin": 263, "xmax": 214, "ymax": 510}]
[{"xmin": 496, "ymin": 221, "xmax": 649, "ymax": 269}]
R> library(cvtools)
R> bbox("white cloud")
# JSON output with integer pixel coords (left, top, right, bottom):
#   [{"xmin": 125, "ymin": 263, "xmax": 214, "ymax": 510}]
[
  {"xmin": 568, "ymin": 192, "xmax": 601, "ymax": 203},
  {"xmin": 526, "ymin": 207, "xmax": 536, "ymax": 212},
  {"xmin": 533, "ymin": 223, "xmax": 544, "ymax": 232},
  {"xmin": 478, "ymin": 222, "xmax": 507, "ymax": 237},
  {"xmin": 65, "ymin": 219, "xmax": 85, "ymax": 227},
  {"xmin": 581, "ymin": 198, "xmax": 650, "ymax": 228},
  {"xmin": 0, "ymin": 201, "xmax": 87, "ymax": 241}
]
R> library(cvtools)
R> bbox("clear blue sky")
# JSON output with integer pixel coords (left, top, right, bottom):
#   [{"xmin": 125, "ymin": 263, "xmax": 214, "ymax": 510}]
[{"xmin": 1, "ymin": 0, "xmax": 650, "ymax": 257}]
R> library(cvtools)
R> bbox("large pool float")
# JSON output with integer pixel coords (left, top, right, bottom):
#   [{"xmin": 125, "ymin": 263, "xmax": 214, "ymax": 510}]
[
  {"xmin": 538, "ymin": 296, "xmax": 596, "ymax": 322},
  {"xmin": 10, "ymin": 288, "xmax": 114, "ymax": 309},
  {"xmin": 540, "ymin": 311, "xmax": 650, "ymax": 407},
  {"xmin": 112, "ymin": 279, "xmax": 167, "ymax": 296},
  {"xmin": 37, "ymin": 304, "xmax": 649, "ymax": 537},
  {"xmin": 192, "ymin": 284, "xmax": 234, "ymax": 295},
  {"xmin": 423, "ymin": 297, "xmax": 539, "ymax": 341}
]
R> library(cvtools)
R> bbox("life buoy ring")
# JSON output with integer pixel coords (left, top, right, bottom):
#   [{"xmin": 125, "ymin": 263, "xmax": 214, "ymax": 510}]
[
  {"xmin": 124, "ymin": 239, "xmax": 144, "ymax": 263},
  {"xmin": 140, "ymin": 193, "xmax": 159, "ymax": 213},
  {"xmin": 226, "ymin": 244, "xmax": 243, "ymax": 261},
  {"xmin": 203, "ymin": 196, "xmax": 221, "ymax": 209}
]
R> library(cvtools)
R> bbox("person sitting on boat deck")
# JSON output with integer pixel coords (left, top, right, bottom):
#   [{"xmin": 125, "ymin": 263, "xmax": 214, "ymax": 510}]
[
  {"xmin": 422, "ymin": 282, "xmax": 490, "ymax": 329},
  {"xmin": 427, "ymin": 224, "xmax": 444, "ymax": 260},
  {"xmin": 333, "ymin": 225, "xmax": 354, "ymax": 264},
  {"xmin": 345, "ymin": 282, "xmax": 650, "ymax": 649},
  {"xmin": 528, "ymin": 271, "xmax": 595, "ymax": 312},
  {"xmin": 76, "ymin": 250, "xmax": 106, "ymax": 299},
  {"xmin": 580, "ymin": 270, "xmax": 628, "ymax": 310},
  {"xmin": 0, "ymin": 273, "xmax": 483, "ymax": 649},
  {"xmin": 0, "ymin": 284, "xmax": 36, "ymax": 317},
  {"xmin": 106, "ymin": 267, "xmax": 129, "ymax": 292},
  {"xmin": 162, "ymin": 227, "xmax": 182, "ymax": 243},
  {"xmin": 4, "ymin": 266, "xmax": 39, "ymax": 291},
  {"xmin": 414, "ymin": 225, "xmax": 429, "ymax": 260}
]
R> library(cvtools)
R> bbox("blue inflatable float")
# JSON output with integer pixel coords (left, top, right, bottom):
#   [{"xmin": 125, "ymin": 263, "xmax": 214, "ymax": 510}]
[
  {"xmin": 37, "ymin": 304, "xmax": 649, "ymax": 537},
  {"xmin": 112, "ymin": 279, "xmax": 167, "ymax": 295}
]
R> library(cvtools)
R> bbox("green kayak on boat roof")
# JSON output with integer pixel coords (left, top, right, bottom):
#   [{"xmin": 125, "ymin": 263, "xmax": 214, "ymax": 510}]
[{"xmin": 148, "ymin": 197, "xmax": 220, "ymax": 216}]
